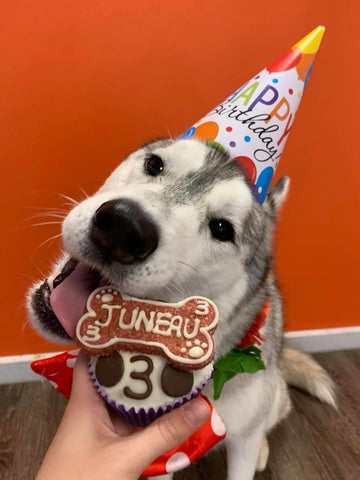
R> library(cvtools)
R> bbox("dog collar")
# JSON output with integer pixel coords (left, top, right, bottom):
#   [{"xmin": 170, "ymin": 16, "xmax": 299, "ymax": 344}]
[{"xmin": 212, "ymin": 300, "xmax": 269, "ymax": 400}]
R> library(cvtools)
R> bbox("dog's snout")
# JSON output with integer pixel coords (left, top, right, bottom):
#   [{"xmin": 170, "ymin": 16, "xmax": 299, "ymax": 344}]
[{"xmin": 91, "ymin": 199, "xmax": 159, "ymax": 264}]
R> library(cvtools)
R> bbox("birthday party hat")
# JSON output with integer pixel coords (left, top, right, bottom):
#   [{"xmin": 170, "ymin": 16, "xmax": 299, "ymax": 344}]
[{"xmin": 181, "ymin": 26, "xmax": 325, "ymax": 203}]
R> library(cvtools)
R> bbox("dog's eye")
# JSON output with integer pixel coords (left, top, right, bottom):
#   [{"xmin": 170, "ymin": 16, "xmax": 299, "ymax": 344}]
[
  {"xmin": 209, "ymin": 219, "xmax": 234, "ymax": 242},
  {"xmin": 144, "ymin": 154, "xmax": 164, "ymax": 176}
]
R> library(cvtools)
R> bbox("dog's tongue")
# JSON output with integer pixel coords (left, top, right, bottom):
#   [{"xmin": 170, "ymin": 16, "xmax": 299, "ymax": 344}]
[{"xmin": 50, "ymin": 264, "xmax": 99, "ymax": 338}]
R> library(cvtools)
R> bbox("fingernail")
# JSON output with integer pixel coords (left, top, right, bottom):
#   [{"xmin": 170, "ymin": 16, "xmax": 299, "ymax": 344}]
[{"xmin": 183, "ymin": 398, "xmax": 210, "ymax": 425}]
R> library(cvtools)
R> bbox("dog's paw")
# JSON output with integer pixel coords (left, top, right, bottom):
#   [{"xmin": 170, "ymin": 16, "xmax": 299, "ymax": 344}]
[{"xmin": 256, "ymin": 436, "xmax": 269, "ymax": 472}]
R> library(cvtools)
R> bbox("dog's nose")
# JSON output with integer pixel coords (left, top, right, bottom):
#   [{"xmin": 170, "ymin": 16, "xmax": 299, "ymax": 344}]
[{"xmin": 91, "ymin": 199, "xmax": 159, "ymax": 264}]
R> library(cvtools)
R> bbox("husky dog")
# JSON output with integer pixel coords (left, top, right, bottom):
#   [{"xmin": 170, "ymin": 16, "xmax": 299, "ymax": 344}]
[{"xmin": 27, "ymin": 139, "xmax": 335, "ymax": 480}]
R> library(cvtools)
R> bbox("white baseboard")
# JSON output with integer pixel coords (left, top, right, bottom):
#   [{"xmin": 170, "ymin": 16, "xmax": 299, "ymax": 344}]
[
  {"xmin": 0, "ymin": 352, "xmax": 60, "ymax": 385},
  {"xmin": 284, "ymin": 326, "xmax": 360, "ymax": 353},
  {"xmin": 0, "ymin": 327, "xmax": 359, "ymax": 385}
]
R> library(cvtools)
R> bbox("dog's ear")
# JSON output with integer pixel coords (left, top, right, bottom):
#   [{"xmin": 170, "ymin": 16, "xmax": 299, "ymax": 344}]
[{"xmin": 266, "ymin": 176, "xmax": 290, "ymax": 214}]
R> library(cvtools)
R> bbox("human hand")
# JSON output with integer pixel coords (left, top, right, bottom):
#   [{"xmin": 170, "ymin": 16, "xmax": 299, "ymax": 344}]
[{"xmin": 36, "ymin": 351, "xmax": 210, "ymax": 480}]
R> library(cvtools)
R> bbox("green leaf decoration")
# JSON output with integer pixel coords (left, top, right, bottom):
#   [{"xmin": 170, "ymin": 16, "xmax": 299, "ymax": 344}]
[
  {"xmin": 213, "ymin": 345, "xmax": 265, "ymax": 400},
  {"xmin": 213, "ymin": 370, "xmax": 237, "ymax": 400}
]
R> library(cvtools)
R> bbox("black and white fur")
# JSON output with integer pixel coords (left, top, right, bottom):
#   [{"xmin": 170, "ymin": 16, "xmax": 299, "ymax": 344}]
[{"xmin": 27, "ymin": 139, "xmax": 335, "ymax": 480}]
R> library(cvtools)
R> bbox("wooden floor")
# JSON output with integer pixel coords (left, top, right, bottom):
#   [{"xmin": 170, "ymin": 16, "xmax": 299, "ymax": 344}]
[{"xmin": 0, "ymin": 350, "xmax": 359, "ymax": 480}]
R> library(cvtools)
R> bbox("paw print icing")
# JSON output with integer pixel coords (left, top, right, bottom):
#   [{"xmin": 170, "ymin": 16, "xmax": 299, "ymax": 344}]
[
  {"xmin": 95, "ymin": 287, "xmax": 119, "ymax": 305},
  {"xmin": 181, "ymin": 338, "xmax": 209, "ymax": 359}
]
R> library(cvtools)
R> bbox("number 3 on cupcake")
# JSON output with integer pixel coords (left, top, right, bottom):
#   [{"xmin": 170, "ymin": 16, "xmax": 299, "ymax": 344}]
[{"xmin": 123, "ymin": 355, "xmax": 154, "ymax": 400}]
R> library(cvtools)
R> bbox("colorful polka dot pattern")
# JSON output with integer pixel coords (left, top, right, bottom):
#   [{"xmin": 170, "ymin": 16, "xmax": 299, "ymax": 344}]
[
  {"xmin": 31, "ymin": 350, "xmax": 79, "ymax": 399},
  {"xmin": 180, "ymin": 26, "xmax": 325, "ymax": 204},
  {"xmin": 144, "ymin": 395, "xmax": 226, "ymax": 477}
]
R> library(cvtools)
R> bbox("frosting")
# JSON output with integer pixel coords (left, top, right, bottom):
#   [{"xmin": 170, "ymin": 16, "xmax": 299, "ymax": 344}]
[
  {"xmin": 89, "ymin": 350, "xmax": 213, "ymax": 410},
  {"xmin": 76, "ymin": 287, "xmax": 219, "ymax": 370}
]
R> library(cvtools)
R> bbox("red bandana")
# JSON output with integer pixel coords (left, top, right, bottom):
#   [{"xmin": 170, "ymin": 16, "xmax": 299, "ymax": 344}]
[{"xmin": 236, "ymin": 300, "xmax": 269, "ymax": 349}]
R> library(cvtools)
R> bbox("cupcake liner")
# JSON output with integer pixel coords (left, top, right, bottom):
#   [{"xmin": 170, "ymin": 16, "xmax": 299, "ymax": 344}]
[{"xmin": 88, "ymin": 362, "xmax": 212, "ymax": 427}]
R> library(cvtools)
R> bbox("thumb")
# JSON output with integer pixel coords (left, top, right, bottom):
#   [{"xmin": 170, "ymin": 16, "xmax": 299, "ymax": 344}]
[
  {"xmin": 128, "ymin": 397, "xmax": 210, "ymax": 472},
  {"xmin": 67, "ymin": 351, "xmax": 108, "ymax": 416}
]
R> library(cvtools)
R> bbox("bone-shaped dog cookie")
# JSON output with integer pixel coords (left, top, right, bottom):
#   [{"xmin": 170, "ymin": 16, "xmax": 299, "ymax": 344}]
[{"xmin": 75, "ymin": 287, "xmax": 219, "ymax": 370}]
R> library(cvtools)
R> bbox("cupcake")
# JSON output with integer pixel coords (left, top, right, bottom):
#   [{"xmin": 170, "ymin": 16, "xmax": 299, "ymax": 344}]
[
  {"xmin": 76, "ymin": 286, "xmax": 219, "ymax": 426},
  {"xmin": 89, "ymin": 350, "xmax": 213, "ymax": 426}
]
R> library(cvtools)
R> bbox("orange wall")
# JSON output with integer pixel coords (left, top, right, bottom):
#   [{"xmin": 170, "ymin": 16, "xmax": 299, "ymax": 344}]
[{"xmin": 1, "ymin": 1, "xmax": 359, "ymax": 356}]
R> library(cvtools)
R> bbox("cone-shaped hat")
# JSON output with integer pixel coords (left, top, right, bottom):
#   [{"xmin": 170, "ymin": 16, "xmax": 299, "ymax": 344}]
[{"xmin": 181, "ymin": 26, "xmax": 325, "ymax": 203}]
